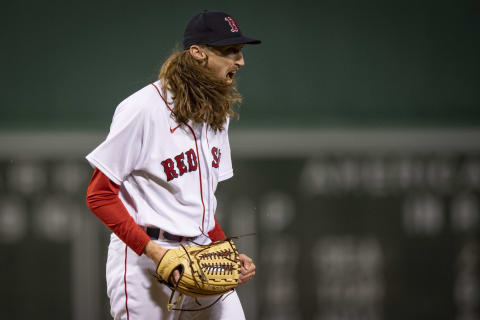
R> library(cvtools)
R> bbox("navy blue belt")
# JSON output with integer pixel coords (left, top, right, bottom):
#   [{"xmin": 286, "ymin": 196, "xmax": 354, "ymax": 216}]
[{"xmin": 143, "ymin": 226, "xmax": 198, "ymax": 243}]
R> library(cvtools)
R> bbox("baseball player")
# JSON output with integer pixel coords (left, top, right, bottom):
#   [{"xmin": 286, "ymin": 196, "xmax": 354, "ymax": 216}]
[{"xmin": 85, "ymin": 10, "xmax": 261, "ymax": 320}]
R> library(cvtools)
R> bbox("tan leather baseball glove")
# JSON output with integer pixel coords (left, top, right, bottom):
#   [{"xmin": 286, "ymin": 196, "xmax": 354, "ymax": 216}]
[{"xmin": 156, "ymin": 238, "xmax": 241, "ymax": 311}]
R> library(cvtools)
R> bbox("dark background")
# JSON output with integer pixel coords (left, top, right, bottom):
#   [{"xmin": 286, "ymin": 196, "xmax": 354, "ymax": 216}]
[{"xmin": 0, "ymin": 0, "xmax": 479, "ymax": 319}]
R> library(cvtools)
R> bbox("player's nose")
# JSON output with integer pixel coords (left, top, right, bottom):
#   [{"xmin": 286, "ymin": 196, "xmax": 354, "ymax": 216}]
[{"xmin": 236, "ymin": 51, "xmax": 245, "ymax": 67}]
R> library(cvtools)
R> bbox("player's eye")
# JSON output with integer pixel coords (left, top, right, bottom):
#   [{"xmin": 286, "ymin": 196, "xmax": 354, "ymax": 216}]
[
  {"xmin": 215, "ymin": 45, "xmax": 242, "ymax": 56},
  {"xmin": 227, "ymin": 47, "xmax": 241, "ymax": 54}
]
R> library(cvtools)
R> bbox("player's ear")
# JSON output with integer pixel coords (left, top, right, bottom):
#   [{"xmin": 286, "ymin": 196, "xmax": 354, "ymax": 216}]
[{"xmin": 189, "ymin": 45, "xmax": 207, "ymax": 61}]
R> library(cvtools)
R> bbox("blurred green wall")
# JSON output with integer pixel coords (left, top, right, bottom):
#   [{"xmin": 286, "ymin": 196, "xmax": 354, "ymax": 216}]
[
  {"xmin": 1, "ymin": 2, "xmax": 479, "ymax": 319},
  {"xmin": 1, "ymin": 0, "xmax": 479, "ymax": 130}
]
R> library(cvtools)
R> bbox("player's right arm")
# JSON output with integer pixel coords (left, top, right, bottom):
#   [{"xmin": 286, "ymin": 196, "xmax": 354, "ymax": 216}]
[{"xmin": 86, "ymin": 168, "xmax": 167, "ymax": 259}]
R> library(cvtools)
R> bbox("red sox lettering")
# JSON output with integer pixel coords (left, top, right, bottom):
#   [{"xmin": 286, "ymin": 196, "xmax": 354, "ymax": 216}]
[
  {"xmin": 161, "ymin": 147, "xmax": 220, "ymax": 181},
  {"xmin": 211, "ymin": 147, "xmax": 221, "ymax": 168},
  {"xmin": 161, "ymin": 148, "xmax": 197, "ymax": 181},
  {"xmin": 224, "ymin": 17, "xmax": 239, "ymax": 32}
]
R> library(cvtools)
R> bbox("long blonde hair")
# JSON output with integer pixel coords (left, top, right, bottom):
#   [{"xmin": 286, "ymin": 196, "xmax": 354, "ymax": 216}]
[{"xmin": 158, "ymin": 47, "xmax": 241, "ymax": 131}]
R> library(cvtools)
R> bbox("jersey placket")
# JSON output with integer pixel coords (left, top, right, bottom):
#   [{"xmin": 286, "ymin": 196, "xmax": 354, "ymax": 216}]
[
  {"xmin": 199, "ymin": 123, "xmax": 214, "ymax": 234},
  {"xmin": 175, "ymin": 121, "xmax": 209, "ymax": 235}
]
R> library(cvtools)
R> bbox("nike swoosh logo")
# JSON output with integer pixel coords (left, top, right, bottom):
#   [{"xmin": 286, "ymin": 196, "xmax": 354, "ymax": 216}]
[{"xmin": 170, "ymin": 125, "xmax": 181, "ymax": 134}]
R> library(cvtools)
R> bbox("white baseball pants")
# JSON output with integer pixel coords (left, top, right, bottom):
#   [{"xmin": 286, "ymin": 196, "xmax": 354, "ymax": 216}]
[{"xmin": 106, "ymin": 234, "xmax": 246, "ymax": 320}]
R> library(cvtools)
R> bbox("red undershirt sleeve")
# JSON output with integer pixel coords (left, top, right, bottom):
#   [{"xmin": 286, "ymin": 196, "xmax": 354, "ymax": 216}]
[
  {"xmin": 208, "ymin": 215, "xmax": 227, "ymax": 241},
  {"xmin": 86, "ymin": 168, "xmax": 226, "ymax": 250},
  {"xmin": 86, "ymin": 168, "xmax": 150, "ymax": 255}
]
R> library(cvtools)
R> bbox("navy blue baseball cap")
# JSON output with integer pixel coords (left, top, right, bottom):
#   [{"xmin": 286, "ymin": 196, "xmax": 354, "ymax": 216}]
[{"xmin": 183, "ymin": 10, "xmax": 261, "ymax": 50}]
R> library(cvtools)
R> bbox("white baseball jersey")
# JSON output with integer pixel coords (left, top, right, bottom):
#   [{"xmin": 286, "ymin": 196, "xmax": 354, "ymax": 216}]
[{"xmin": 86, "ymin": 80, "xmax": 233, "ymax": 237}]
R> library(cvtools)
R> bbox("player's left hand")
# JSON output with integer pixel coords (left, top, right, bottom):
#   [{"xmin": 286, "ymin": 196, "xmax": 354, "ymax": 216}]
[{"xmin": 238, "ymin": 253, "xmax": 256, "ymax": 285}]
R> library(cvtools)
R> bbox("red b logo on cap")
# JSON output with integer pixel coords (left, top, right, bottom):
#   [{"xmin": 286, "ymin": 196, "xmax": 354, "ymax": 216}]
[{"xmin": 224, "ymin": 17, "xmax": 239, "ymax": 32}]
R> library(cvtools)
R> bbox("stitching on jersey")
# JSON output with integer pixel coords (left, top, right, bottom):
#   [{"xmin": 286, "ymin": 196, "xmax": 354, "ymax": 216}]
[
  {"xmin": 124, "ymin": 245, "xmax": 130, "ymax": 320},
  {"xmin": 205, "ymin": 124, "xmax": 214, "ymax": 232}
]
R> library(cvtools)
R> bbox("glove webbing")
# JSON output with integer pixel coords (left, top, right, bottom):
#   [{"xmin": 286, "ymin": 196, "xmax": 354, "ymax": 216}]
[{"xmin": 166, "ymin": 240, "xmax": 237, "ymax": 311}]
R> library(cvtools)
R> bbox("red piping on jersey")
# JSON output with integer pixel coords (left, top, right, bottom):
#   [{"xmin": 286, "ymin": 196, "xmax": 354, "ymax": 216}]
[
  {"xmin": 184, "ymin": 125, "xmax": 206, "ymax": 232},
  {"xmin": 205, "ymin": 124, "xmax": 211, "ymax": 150},
  {"xmin": 205, "ymin": 124, "xmax": 214, "ymax": 230},
  {"xmin": 124, "ymin": 245, "xmax": 130, "ymax": 320},
  {"xmin": 151, "ymin": 83, "xmax": 206, "ymax": 232},
  {"xmin": 170, "ymin": 124, "xmax": 181, "ymax": 134}
]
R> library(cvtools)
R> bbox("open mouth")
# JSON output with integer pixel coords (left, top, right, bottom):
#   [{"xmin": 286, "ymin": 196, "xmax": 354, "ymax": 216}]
[{"xmin": 226, "ymin": 70, "xmax": 237, "ymax": 81}]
